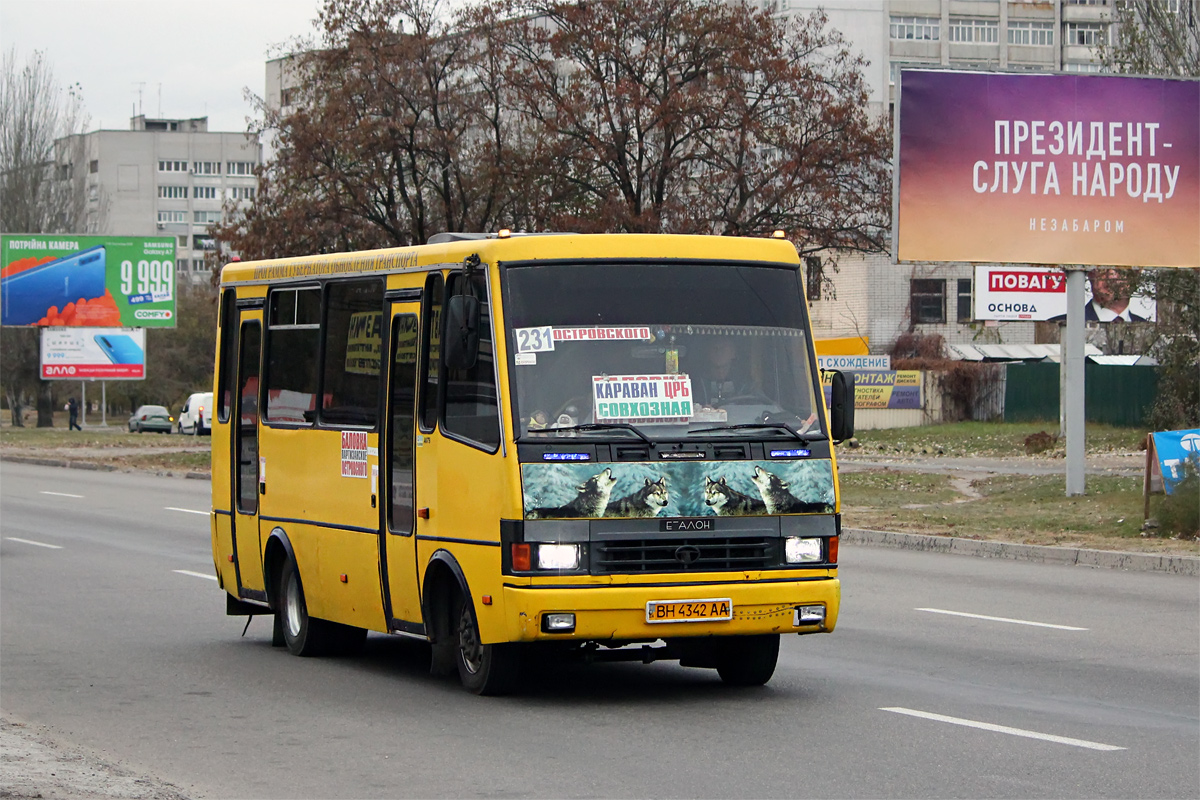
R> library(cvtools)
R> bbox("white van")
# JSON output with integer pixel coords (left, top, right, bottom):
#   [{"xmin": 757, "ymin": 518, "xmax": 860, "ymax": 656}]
[{"xmin": 178, "ymin": 391, "xmax": 213, "ymax": 435}]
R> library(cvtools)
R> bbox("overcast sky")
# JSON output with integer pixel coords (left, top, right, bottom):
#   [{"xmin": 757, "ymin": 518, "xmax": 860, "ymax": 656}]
[{"xmin": 2, "ymin": 0, "xmax": 325, "ymax": 133}]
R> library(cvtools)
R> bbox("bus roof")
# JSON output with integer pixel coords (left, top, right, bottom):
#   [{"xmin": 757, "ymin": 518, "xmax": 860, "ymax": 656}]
[{"xmin": 217, "ymin": 232, "xmax": 801, "ymax": 286}]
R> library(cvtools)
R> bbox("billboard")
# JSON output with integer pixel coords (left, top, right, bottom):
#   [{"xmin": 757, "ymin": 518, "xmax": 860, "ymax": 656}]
[
  {"xmin": 1, "ymin": 235, "xmax": 177, "ymax": 327},
  {"xmin": 822, "ymin": 370, "xmax": 922, "ymax": 410},
  {"xmin": 973, "ymin": 265, "xmax": 1156, "ymax": 322},
  {"xmin": 41, "ymin": 327, "xmax": 146, "ymax": 380},
  {"xmin": 896, "ymin": 71, "xmax": 1200, "ymax": 268}
]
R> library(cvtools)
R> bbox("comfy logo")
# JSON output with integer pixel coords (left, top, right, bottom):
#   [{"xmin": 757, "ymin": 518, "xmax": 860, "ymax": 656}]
[{"xmin": 134, "ymin": 309, "xmax": 172, "ymax": 320}]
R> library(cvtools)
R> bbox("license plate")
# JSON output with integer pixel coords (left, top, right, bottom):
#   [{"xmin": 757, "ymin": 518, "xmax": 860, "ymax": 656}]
[{"xmin": 645, "ymin": 598, "xmax": 733, "ymax": 624}]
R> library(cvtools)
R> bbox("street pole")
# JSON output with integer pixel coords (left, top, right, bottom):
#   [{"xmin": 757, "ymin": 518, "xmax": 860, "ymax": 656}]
[{"xmin": 1064, "ymin": 267, "xmax": 1087, "ymax": 496}]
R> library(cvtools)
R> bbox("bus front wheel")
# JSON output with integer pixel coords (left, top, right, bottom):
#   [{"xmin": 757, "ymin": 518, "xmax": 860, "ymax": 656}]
[
  {"xmin": 455, "ymin": 597, "xmax": 520, "ymax": 696},
  {"xmin": 715, "ymin": 634, "xmax": 780, "ymax": 687}
]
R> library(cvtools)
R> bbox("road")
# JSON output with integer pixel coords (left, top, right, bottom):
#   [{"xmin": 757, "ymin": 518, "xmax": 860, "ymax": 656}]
[{"xmin": 2, "ymin": 461, "xmax": 1197, "ymax": 799}]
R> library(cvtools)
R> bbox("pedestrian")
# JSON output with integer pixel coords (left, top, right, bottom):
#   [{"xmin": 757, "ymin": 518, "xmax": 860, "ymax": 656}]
[{"xmin": 67, "ymin": 397, "xmax": 82, "ymax": 431}]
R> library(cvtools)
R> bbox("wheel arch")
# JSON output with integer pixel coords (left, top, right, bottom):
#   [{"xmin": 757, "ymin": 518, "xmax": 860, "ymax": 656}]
[
  {"xmin": 262, "ymin": 526, "xmax": 295, "ymax": 611},
  {"xmin": 421, "ymin": 549, "xmax": 471, "ymax": 646}
]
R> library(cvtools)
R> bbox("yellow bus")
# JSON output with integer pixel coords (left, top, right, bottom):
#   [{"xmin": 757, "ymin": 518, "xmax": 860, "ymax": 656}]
[{"xmin": 210, "ymin": 232, "xmax": 855, "ymax": 694}]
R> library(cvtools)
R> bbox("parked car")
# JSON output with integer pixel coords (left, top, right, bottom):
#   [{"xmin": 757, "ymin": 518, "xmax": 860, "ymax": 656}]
[
  {"xmin": 178, "ymin": 391, "xmax": 213, "ymax": 435},
  {"xmin": 128, "ymin": 405, "xmax": 173, "ymax": 434}
]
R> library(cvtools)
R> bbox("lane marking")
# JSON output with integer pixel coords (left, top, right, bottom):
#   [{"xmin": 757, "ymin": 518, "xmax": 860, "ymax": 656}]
[
  {"xmin": 6, "ymin": 537, "xmax": 63, "ymax": 550},
  {"xmin": 880, "ymin": 707, "xmax": 1125, "ymax": 751},
  {"xmin": 40, "ymin": 491, "xmax": 83, "ymax": 498},
  {"xmin": 174, "ymin": 569, "xmax": 218, "ymax": 581},
  {"xmin": 916, "ymin": 607, "xmax": 1087, "ymax": 631},
  {"xmin": 165, "ymin": 507, "xmax": 209, "ymax": 516}
]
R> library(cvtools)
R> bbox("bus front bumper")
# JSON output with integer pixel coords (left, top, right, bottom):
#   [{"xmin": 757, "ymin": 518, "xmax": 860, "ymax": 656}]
[{"xmin": 501, "ymin": 575, "xmax": 839, "ymax": 642}]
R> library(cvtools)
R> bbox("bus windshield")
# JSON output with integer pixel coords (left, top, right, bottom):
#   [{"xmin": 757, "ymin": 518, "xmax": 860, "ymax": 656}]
[{"xmin": 504, "ymin": 261, "xmax": 822, "ymax": 441}]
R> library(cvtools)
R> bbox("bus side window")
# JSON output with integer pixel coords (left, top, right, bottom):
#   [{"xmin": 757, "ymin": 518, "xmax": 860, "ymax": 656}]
[
  {"xmin": 418, "ymin": 272, "xmax": 443, "ymax": 433},
  {"xmin": 264, "ymin": 287, "xmax": 321, "ymax": 424},
  {"xmin": 441, "ymin": 271, "xmax": 500, "ymax": 451},
  {"xmin": 321, "ymin": 279, "xmax": 383, "ymax": 428},
  {"xmin": 217, "ymin": 289, "xmax": 237, "ymax": 424}
]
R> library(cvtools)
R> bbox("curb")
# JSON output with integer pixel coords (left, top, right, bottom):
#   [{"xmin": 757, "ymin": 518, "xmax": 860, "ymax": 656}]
[
  {"xmin": 843, "ymin": 527, "xmax": 1199, "ymax": 576},
  {"xmin": 1, "ymin": 454, "xmax": 211, "ymax": 481}
]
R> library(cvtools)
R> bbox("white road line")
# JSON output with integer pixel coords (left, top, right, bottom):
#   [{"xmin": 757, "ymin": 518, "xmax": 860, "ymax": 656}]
[
  {"xmin": 40, "ymin": 491, "xmax": 83, "ymax": 499},
  {"xmin": 880, "ymin": 707, "xmax": 1125, "ymax": 751},
  {"xmin": 6, "ymin": 537, "xmax": 63, "ymax": 549},
  {"xmin": 916, "ymin": 607, "xmax": 1087, "ymax": 631},
  {"xmin": 165, "ymin": 507, "xmax": 209, "ymax": 516},
  {"xmin": 173, "ymin": 569, "xmax": 218, "ymax": 581}
]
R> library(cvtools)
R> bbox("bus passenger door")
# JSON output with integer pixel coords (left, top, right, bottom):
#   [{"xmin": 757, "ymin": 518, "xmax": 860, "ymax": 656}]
[
  {"xmin": 232, "ymin": 314, "xmax": 266, "ymax": 598},
  {"xmin": 383, "ymin": 307, "xmax": 422, "ymax": 629}
]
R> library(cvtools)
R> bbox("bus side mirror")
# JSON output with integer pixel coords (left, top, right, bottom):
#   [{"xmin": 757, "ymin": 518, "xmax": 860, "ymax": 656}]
[
  {"xmin": 829, "ymin": 370, "xmax": 855, "ymax": 443},
  {"xmin": 443, "ymin": 294, "xmax": 481, "ymax": 370}
]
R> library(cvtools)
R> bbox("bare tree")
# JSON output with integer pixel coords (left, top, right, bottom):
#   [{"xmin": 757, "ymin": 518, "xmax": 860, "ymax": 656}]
[
  {"xmin": 1103, "ymin": 0, "xmax": 1200, "ymax": 77},
  {"xmin": 0, "ymin": 48, "xmax": 94, "ymax": 426}
]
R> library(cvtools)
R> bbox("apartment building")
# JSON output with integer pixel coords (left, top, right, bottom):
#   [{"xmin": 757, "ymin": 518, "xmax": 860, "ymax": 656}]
[{"xmin": 59, "ymin": 115, "xmax": 261, "ymax": 282}]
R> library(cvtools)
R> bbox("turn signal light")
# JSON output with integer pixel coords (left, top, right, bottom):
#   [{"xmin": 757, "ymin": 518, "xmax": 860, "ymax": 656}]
[
  {"xmin": 829, "ymin": 536, "xmax": 839, "ymax": 564},
  {"xmin": 511, "ymin": 543, "xmax": 531, "ymax": 571}
]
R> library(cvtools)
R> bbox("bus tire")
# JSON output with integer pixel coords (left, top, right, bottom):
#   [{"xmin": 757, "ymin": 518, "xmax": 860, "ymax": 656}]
[
  {"xmin": 715, "ymin": 634, "xmax": 779, "ymax": 687},
  {"xmin": 279, "ymin": 556, "xmax": 337, "ymax": 656},
  {"xmin": 455, "ymin": 596, "xmax": 519, "ymax": 696}
]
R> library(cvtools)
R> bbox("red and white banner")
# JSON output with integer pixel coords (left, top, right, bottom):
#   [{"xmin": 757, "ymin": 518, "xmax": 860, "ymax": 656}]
[{"xmin": 40, "ymin": 327, "xmax": 145, "ymax": 379}]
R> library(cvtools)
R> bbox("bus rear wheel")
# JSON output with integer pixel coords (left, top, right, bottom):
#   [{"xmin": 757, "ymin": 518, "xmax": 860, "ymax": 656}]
[
  {"xmin": 715, "ymin": 634, "xmax": 780, "ymax": 687},
  {"xmin": 455, "ymin": 597, "xmax": 519, "ymax": 696},
  {"xmin": 279, "ymin": 557, "xmax": 365, "ymax": 656}
]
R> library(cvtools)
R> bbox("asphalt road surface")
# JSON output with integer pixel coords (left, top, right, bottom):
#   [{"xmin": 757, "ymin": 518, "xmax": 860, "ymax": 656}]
[{"xmin": 2, "ymin": 462, "xmax": 1197, "ymax": 799}]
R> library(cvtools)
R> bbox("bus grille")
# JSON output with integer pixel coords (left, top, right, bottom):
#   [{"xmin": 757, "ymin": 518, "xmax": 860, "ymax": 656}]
[{"xmin": 592, "ymin": 537, "xmax": 778, "ymax": 574}]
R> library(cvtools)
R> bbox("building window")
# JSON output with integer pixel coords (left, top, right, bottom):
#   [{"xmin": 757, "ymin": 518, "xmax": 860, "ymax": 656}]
[
  {"xmin": 805, "ymin": 257, "xmax": 823, "ymax": 302},
  {"xmin": 1008, "ymin": 21, "xmax": 1054, "ymax": 46},
  {"xmin": 192, "ymin": 161, "xmax": 221, "ymax": 176},
  {"xmin": 158, "ymin": 185, "xmax": 187, "ymax": 199},
  {"xmin": 157, "ymin": 210, "xmax": 186, "ymax": 224},
  {"xmin": 89, "ymin": 160, "xmax": 99, "ymax": 174},
  {"xmin": 194, "ymin": 210, "xmax": 222, "ymax": 225},
  {"xmin": 890, "ymin": 16, "xmax": 940, "ymax": 41},
  {"xmin": 192, "ymin": 259, "xmax": 208, "ymax": 271},
  {"xmin": 193, "ymin": 235, "xmax": 216, "ymax": 250},
  {"xmin": 158, "ymin": 160, "xmax": 187, "ymax": 172},
  {"xmin": 193, "ymin": 186, "xmax": 218, "ymax": 200},
  {"xmin": 957, "ymin": 279, "xmax": 973, "ymax": 323},
  {"xmin": 1066, "ymin": 0, "xmax": 1109, "ymax": 5},
  {"xmin": 1063, "ymin": 61, "xmax": 1104, "ymax": 73},
  {"xmin": 230, "ymin": 186, "xmax": 257, "ymax": 201},
  {"xmin": 949, "ymin": 18, "xmax": 999, "ymax": 44},
  {"xmin": 911, "ymin": 279, "xmax": 946, "ymax": 324},
  {"xmin": 227, "ymin": 161, "xmax": 256, "ymax": 176},
  {"xmin": 1066, "ymin": 23, "xmax": 1105, "ymax": 46},
  {"xmin": 177, "ymin": 235, "xmax": 189, "ymax": 247}
]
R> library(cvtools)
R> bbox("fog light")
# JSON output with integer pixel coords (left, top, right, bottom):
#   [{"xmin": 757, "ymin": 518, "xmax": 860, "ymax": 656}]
[
  {"xmin": 794, "ymin": 605, "xmax": 825, "ymax": 626},
  {"xmin": 542, "ymin": 612, "xmax": 576, "ymax": 633},
  {"xmin": 785, "ymin": 537, "xmax": 823, "ymax": 563},
  {"xmin": 536, "ymin": 543, "xmax": 580, "ymax": 570}
]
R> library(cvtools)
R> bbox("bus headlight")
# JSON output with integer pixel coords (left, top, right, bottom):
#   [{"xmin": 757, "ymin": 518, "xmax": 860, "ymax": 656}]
[
  {"xmin": 536, "ymin": 543, "xmax": 580, "ymax": 570},
  {"xmin": 785, "ymin": 537, "xmax": 823, "ymax": 564}
]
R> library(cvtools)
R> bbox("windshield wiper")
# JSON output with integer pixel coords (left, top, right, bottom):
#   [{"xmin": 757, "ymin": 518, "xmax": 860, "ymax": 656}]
[
  {"xmin": 537, "ymin": 422, "xmax": 656, "ymax": 445},
  {"xmin": 687, "ymin": 422, "xmax": 823, "ymax": 442}
]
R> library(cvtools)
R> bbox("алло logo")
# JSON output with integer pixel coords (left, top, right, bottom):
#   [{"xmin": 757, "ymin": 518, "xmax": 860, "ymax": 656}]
[{"xmin": 134, "ymin": 309, "xmax": 172, "ymax": 320}]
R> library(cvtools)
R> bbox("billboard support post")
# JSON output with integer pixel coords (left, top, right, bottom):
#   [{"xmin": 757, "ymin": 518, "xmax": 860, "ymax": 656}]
[
  {"xmin": 80, "ymin": 381, "xmax": 86, "ymax": 428},
  {"xmin": 1065, "ymin": 267, "xmax": 1087, "ymax": 496},
  {"xmin": 101, "ymin": 381, "xmax": 107, "ymax": 427}
]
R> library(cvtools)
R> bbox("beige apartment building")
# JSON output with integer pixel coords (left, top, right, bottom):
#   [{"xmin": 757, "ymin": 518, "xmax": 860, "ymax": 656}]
[{"xmin": 58, "ymin": 115, "xmax": 261, "ymax": 282}]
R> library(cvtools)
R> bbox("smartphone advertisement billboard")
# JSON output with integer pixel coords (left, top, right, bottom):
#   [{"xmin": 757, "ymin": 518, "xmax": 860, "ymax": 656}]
[
  {"xmin": 896, "ymin": 71, "xmax": 1199, "ymax": 268},
  {"xmin": 1, "ymin": 235, "xmax": 177, "ymax": 328},
  {"xmin": 41, "ymin": 327, "xmax": 146, "ymax": 379}
]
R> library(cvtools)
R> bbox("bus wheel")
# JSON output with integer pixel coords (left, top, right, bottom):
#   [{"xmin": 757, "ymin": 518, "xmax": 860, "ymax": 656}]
[
  {"xmin": 715, "ymin": 634, "xmax": 779, "ymax": 687},
  {"xmin": 455, "ymin": 597, "xmax": 519, "ymax": 696},
  {"xmin": 280, "ymin": 557, "xmax": 334, "ymax": 656}
]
